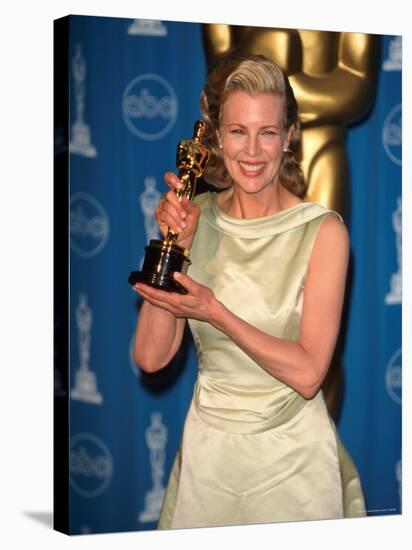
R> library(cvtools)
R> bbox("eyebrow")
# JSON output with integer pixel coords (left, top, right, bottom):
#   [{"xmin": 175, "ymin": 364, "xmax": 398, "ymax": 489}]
[{"xmin": 225, "ymin": 123, "xmax": 280, "ymax": 130}]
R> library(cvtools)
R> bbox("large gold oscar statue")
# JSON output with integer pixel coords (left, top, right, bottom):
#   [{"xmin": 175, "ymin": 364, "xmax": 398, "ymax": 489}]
[{"xmin": 202, "ymin": 25, "xmax": 381, "ymax": 418}]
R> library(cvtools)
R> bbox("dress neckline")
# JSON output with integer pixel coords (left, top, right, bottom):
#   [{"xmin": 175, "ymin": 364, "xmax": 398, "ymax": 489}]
[
  {"xmin": 199, "ymin": 191, "xmax": 335, "ymax": 239},
  {"xmin": 210, "ymin": 191, "xmax": 308, "ymax": 225}
]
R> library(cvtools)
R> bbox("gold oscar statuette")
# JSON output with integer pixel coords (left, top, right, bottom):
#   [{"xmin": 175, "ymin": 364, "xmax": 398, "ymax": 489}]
[{"xmin": 128, "ymin": 120, "xmax": 210, "ymax": 294}]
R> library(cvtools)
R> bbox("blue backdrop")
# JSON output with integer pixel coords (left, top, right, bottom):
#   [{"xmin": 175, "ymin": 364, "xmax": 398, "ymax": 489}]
[{"xmin": 58, "ymin": 15, "xmax": 402, "ymax": 534}]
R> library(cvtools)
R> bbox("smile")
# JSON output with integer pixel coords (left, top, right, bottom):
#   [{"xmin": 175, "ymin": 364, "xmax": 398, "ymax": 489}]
[{"xmin": 238, "ymin": 161, "xmax": 266, "ymax": 176}]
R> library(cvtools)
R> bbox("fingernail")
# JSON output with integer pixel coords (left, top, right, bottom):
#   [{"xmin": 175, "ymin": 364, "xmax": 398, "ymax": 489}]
[
  {"xmin": 174, "ymin": 272, "xmax": 180, "ymax": 279},
  {"xmin": 181, "ymin": 221, "xmax": 187, "ymax": 228}
]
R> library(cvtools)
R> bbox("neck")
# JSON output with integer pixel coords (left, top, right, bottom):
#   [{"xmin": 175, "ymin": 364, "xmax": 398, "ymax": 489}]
[{"xmin": 221, "ymin": 183, "xmax": 290, "ymax": 219}]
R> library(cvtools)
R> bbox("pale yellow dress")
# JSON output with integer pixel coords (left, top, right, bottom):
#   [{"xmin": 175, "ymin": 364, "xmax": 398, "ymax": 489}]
[{"xmin": 158, "ymin": 191, "xmax": 366, "ymax": 529}]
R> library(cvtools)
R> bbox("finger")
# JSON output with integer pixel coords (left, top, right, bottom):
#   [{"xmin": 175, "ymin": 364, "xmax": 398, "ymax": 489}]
[
  {"xmin": 164, "ymin": 172, "xmax": 183, "ymax": 192},
  {"xmin": 157, "ymin": 197, "xmax": 185, "ymax": 221},
  {"xmin": 164, "ymin": 191, "xmax": 188, "ymax": 219},
  {"xmin": 161, "ymin": 193, "xmax": 188, "ymax": 228},
  {"xmin": 136, "ymin": 283, "xmax": 181, "ymax": 306},
  {"xmin": 156, "ymin": 208, "xmax": 186, "ymax": 234},
  {"xmin": 180, "ymin": 197, "xmax": 200, "ymax": 219},
  {"xmin": 165, "ymin": 189, "xmax": 185, "ymax": 209},
  {"xmin": 173, "ymin": 272, "xmax": 197, "ymax": 293}
]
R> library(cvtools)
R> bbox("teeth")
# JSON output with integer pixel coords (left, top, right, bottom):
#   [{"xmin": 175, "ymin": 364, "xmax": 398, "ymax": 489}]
[{"xmin": 239, "ymin": 162, "xmax": 264, "ymax": 172}]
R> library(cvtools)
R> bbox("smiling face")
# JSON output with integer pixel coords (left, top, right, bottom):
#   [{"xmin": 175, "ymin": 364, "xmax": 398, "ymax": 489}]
[{"xmin": 219, "ymin": 91, "xmax": 289, "ymax": 196}]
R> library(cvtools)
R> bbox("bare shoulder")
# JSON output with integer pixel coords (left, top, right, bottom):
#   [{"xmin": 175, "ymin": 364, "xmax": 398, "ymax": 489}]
[
  {"xmin": 309, "ymin": 214, "xmax": 349, "ymax": 273},
  {"xmin": 315, "ymin": 214, "xmax": 348, "ymax": 249},
  {"xmin": 302, "ymin": 213, "xmax": 350, "ymax": 342}
]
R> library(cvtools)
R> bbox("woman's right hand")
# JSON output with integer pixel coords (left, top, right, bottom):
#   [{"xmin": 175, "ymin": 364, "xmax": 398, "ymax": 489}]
[{"xmin": 155, "ymin": 172, "xmax": 201, "ymax": 250}]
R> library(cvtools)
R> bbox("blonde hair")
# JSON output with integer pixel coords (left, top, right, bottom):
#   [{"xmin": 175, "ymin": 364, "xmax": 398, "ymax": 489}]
[{"xmin": 200, "ymin": 54, "xmax": 305, "ymax": 197}]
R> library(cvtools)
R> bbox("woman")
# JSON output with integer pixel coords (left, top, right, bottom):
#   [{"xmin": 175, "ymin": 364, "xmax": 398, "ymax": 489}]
[{"xmin": 133, "ymin": 54, "xmax": 366, "ymax": 528}]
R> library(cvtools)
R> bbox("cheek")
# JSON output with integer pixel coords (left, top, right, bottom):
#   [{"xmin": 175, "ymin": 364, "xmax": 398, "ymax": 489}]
[
  {"xmin": 221, "ymin": 141, "xmax": 240, "ymax": 172},
  {"xmin": 264, "ymin": 138, "xmax": 283, "ymax": 157},
  {"xmin": 221, "ymin": 137, "xmax": 240, "ymax": 158},
  {"xmin": 222, "ymin": 154, "xmax": 236, "ymax": 178},
  {"xmin": 269, "ymin": 142, "xmax": 285, "ymax": 166}
]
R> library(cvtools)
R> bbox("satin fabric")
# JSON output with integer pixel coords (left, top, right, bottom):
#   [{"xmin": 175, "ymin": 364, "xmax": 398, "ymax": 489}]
[{"xmin": 158, "ymin": 192, "xmax": 366, "ymax": 529}]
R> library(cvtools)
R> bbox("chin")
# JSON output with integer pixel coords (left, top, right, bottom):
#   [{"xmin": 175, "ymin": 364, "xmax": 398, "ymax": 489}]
[
  {"xmin": 241, "ymin": 185, "xmax": 267, "ymax": 195},
  {"xmin": 234, "ymin": 177, "xmax": 273, "ymax": 195}
]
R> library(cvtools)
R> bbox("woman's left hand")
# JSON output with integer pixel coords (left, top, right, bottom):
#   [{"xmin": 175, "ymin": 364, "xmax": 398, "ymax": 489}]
[{"xmin": 133, "ymin": 272, "xmax": 217, "ymax": 323}]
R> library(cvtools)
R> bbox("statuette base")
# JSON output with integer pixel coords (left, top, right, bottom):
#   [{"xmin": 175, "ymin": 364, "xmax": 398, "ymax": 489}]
[{"xmin": 129, "ymin": 239, "xmax": 190, "ymax": 294}]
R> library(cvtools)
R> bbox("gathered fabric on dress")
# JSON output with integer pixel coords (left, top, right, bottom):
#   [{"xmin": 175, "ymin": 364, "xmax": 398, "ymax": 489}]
[{"xmin": 157, "ymin": 191, "xmax": 365, "ymax": 529}]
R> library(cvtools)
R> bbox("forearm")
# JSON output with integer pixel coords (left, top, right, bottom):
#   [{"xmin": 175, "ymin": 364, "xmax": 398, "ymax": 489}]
[
  {"xmin": 210, "ymin": 300, "xmax": 327, "ymax": 399},
  {"xmin": 134, "ymin": 300, "xmax": 185, "ymax": 372}
]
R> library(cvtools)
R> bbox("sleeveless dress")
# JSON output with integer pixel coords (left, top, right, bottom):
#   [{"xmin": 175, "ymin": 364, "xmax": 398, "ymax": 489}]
[{"xmin": 158, "ymin": 191, "xmax": 366, "ymax": 529}]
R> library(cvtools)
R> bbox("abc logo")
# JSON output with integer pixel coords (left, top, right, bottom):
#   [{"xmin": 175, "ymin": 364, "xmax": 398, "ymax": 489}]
[
  {"xmin": 385, "ymin": 348, "xmax": 402, "ymax": 405},
  {"xmin": 70, "ymin": 433, "xmax": 113, "ymax": 498},
  {"xmin": 382, "ymin": 104, "xmax": 402, "ymax": 166},
  {"xmin": 70, "ymin": 192, "xmax": 110, "ymax": 258},
  {"xmin": 122, "ymin": 74, "xmax": 178, "ymax": 141}
]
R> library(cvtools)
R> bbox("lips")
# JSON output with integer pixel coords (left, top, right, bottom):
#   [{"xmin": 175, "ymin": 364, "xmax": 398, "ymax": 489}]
[{"xmin": 238, "ymin": 161, "xmax": 266, "ymax": 177}]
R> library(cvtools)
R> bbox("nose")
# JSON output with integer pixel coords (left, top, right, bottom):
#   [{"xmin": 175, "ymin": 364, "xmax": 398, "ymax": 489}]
[{"xmin": 245, "ymin": 134, "xmax": 261, "ymax": 157}]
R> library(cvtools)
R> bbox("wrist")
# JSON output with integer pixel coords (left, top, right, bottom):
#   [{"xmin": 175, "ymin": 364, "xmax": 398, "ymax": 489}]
[{"xmin": 209, "ymin": 297, "xmax": 228, "ymax": 331}]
